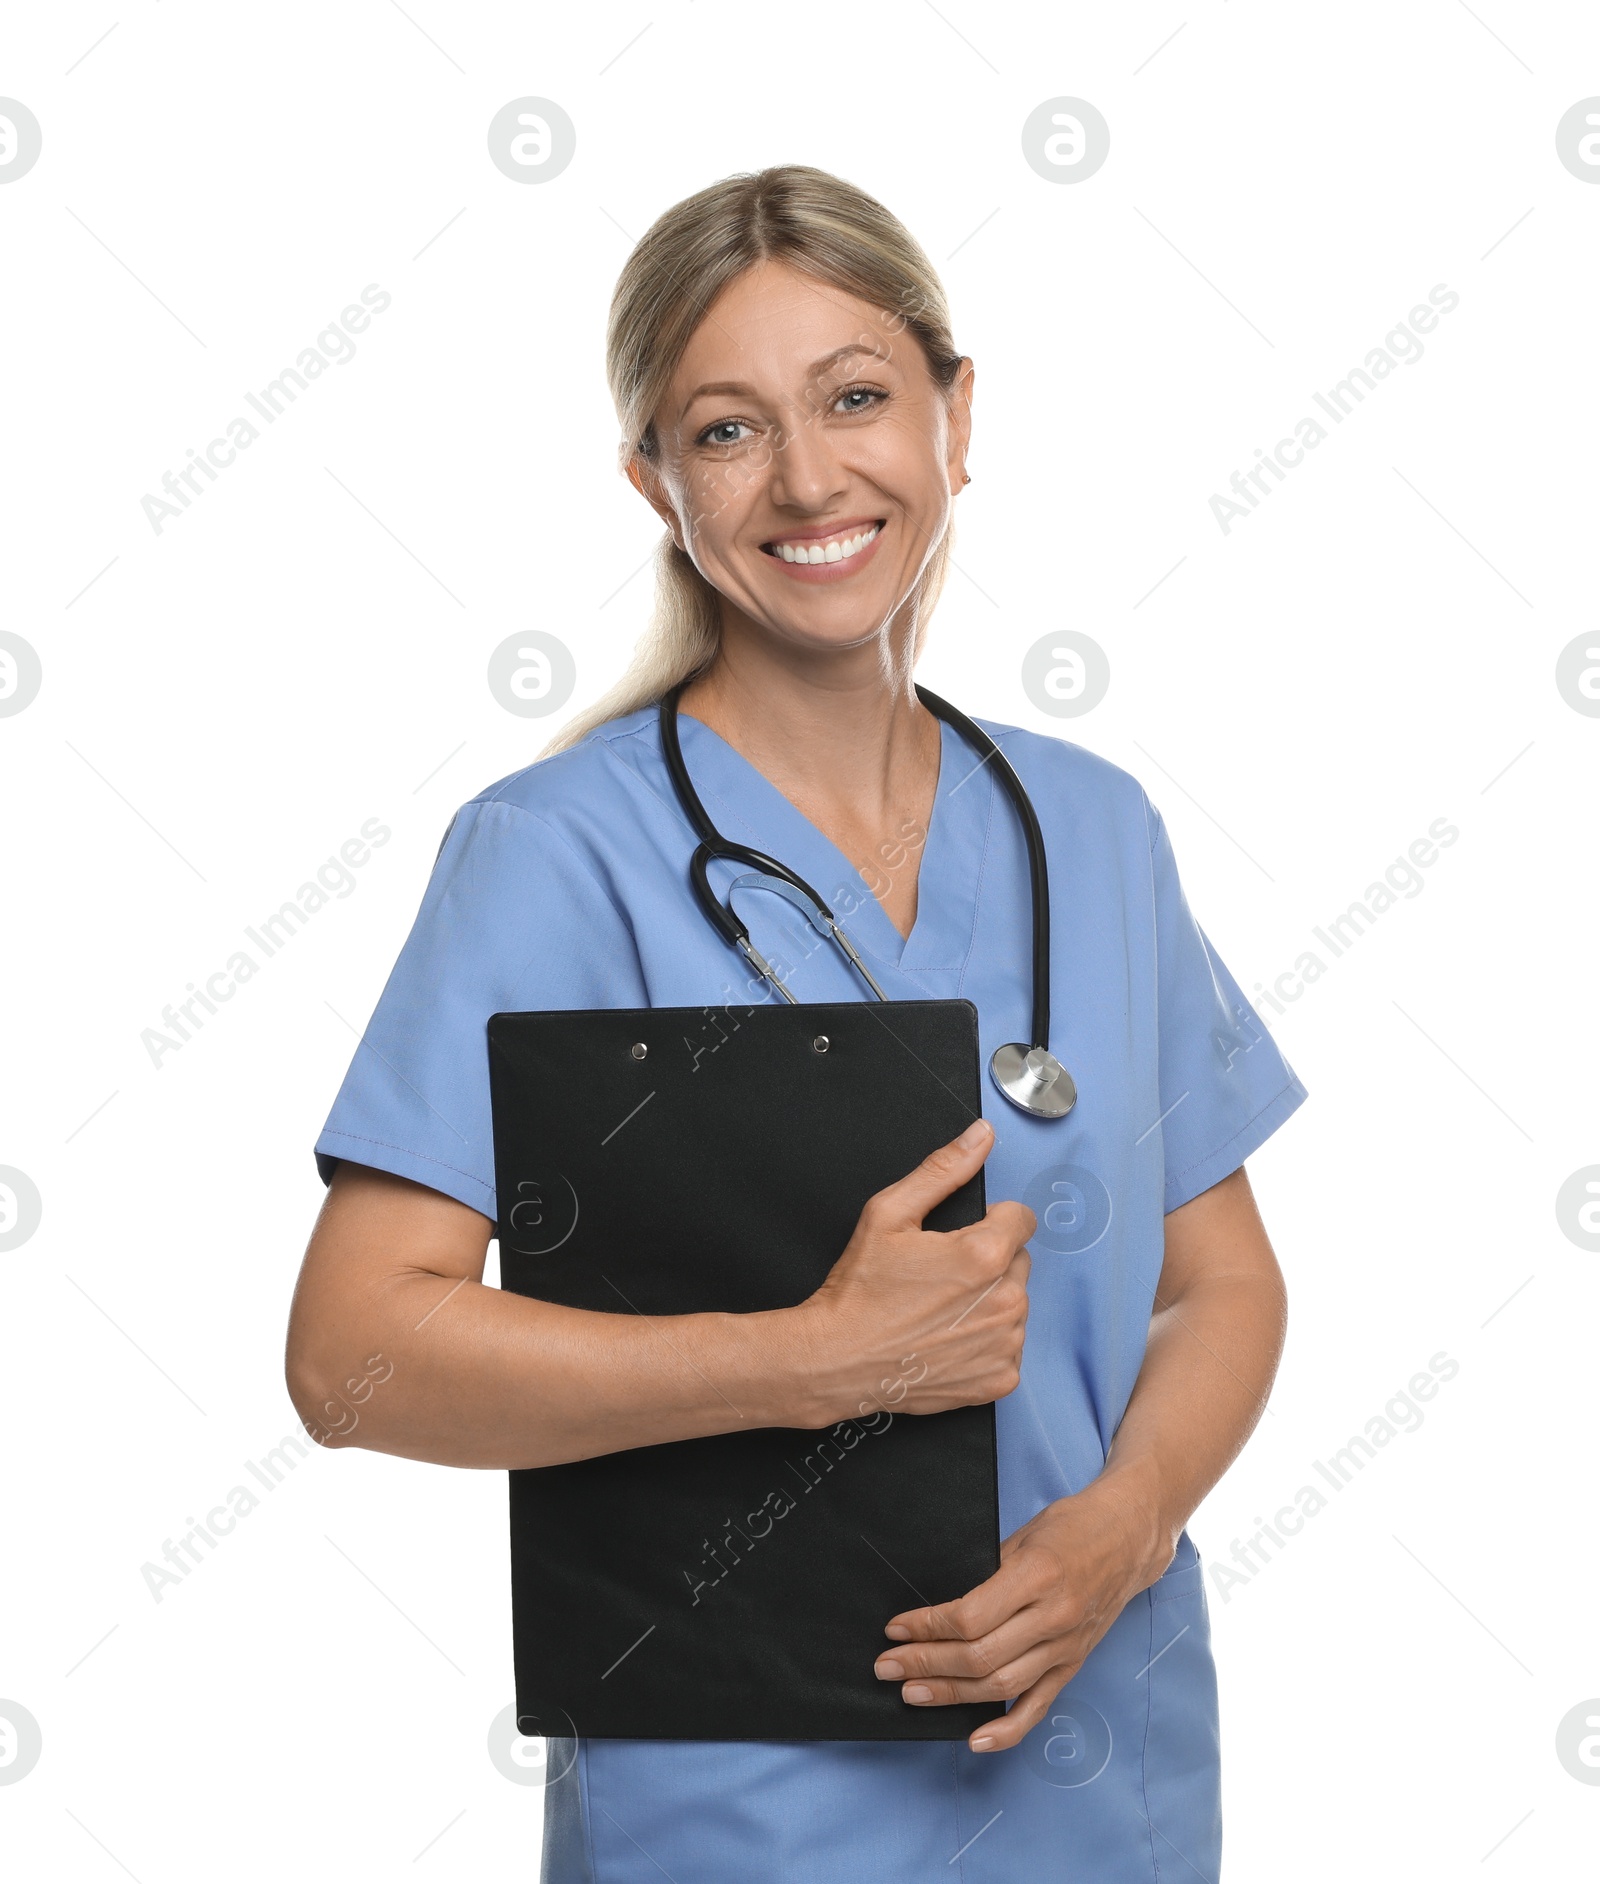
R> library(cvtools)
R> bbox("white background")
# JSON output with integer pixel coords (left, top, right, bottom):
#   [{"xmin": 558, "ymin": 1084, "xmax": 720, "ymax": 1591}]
[{"xmin": 2, "ymin": 2, "xmax": 1596, "ymax": 1876}]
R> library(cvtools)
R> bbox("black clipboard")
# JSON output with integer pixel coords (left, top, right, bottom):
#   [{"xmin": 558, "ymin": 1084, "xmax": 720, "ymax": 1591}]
[{"xmin": 487, "ymin": 997, "xmax": 1000, "ymax": 1741}]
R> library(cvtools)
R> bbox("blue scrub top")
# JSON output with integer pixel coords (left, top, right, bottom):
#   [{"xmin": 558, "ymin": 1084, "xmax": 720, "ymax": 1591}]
[{"xmin": 314, "ymin": 701, "xmax": 1308, "ymax": 1883}]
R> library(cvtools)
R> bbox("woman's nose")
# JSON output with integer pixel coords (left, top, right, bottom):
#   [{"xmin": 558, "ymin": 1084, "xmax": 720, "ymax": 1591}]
[{"xmin": 765, "ymin": 411, "xmax": 850, "ymax": 508}]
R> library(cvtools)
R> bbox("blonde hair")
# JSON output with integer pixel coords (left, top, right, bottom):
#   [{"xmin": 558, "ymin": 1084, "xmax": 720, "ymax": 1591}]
[{"xmin": 540, "ymin": 164, "xmax": 966, "ymax": 757}]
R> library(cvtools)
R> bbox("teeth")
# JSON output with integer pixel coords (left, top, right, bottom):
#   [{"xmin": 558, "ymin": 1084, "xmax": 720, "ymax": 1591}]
[{"xmin": 772, "ymin": 523, "xmax": 880, "ymax": 565}]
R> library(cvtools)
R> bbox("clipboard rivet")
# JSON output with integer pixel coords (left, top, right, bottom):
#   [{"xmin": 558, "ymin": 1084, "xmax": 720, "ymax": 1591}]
[
  {"xmin": 812, "ymin": 1034, "xmax": 829, "ymax": 1053},
  {"xmin": 630, "ymin": 1042, "xmax": 648, "ymax": 1060}
]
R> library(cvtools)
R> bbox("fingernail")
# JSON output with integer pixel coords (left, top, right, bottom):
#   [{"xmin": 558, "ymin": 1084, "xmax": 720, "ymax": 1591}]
[
  {"xmin": 958, "ymin": 1118, "xmax": 991, "ymax": 1149},
  {"xmin": 970, "ymin": 1734, "xmax": 995, "ymax": 1751},
  {"xmin": 904, "ymin": 1683, "xmax": 933, "ymax": 1703},
  {"xmin": 875, "ymin": 1659, "xmax": 904, "ymax": 1679},
  {"xmin": 883, "ymin": 1624, "xmax": 910, "ymax": 1641}
]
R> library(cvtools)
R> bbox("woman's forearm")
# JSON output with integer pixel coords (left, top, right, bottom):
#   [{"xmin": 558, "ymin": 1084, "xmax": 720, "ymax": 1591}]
[
  {"xmin": 292, "ymin": 1273, "xmax": 827, "ymax": 1469},
  {"xmin": 286, "ymin": 1164, "xmax": 836, "ymax": 1468},
  {"xmin": 1092, "ymin": 1171, "xmax": 1289, "ymax": 1581}
]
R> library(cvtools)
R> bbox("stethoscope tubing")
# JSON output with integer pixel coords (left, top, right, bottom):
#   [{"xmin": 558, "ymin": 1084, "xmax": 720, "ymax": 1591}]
[
  {"xmin": 908, "ymin": 683, "xmax": 1052, "ymax": 1056},
  {"xmin": 658, "ymin": 681, "xmax": 1053, "ymax": 1057}
]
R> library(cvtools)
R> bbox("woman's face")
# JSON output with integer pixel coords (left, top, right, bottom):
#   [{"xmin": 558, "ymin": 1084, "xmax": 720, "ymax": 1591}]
[{"xmin": 630, "ymin": 258, "xmax": 973, "ymax": 658}]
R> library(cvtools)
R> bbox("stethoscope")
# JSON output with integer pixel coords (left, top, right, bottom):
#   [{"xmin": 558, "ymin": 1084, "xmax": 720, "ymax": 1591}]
[{"xmin": 658, "ymin": 681, "xmax": 1076, "ymax": 1120}]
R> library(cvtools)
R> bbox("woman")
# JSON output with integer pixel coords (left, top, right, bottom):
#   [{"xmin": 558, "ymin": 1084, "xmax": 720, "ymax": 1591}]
[{"xmin": 287, "ymin": 164, "xmax": 1307, "ymax": 1882}]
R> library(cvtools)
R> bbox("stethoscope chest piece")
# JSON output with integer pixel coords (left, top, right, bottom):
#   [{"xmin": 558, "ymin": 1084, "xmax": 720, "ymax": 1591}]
[{"xmin": 990, "ymin": 1042, "xmax": 1077, "ymax": 1119}]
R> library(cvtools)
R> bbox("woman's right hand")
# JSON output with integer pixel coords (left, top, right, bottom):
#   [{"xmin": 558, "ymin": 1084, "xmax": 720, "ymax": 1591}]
[{"xmin": 791, "ymin": 1117, "xmax": 1035, "ymax": 1426}]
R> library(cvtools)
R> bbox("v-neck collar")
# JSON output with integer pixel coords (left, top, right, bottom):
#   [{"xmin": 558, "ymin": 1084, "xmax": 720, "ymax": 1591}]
[{"xmin": 668, "ymin": 707, "xmax": 997, "ymax": 978}]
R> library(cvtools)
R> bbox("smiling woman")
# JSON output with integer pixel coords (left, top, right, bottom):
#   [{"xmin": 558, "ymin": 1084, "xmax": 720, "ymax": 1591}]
[
  {"xmin": 546, "ymin": 176, "xmax": 966, "ymax": 683},
  {"xmin": 287, "ymin": 162, "xmax": 1308, "ymax": 1884}
]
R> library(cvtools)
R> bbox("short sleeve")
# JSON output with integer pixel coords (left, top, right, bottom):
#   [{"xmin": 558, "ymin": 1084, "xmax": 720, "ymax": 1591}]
[
  {"xmin": 1144, "ymin": 792, "xmax": 1309, "ymax": 1212},
  {"xmin": 313, "ymin": 797, "xmax": 645, "ymax": 1219}
]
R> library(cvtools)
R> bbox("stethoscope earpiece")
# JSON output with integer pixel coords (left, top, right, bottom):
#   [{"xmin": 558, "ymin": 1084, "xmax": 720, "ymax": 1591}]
[{"xmin": 725, "ymin": 871, "xmax": 887, "ymax": 1003}]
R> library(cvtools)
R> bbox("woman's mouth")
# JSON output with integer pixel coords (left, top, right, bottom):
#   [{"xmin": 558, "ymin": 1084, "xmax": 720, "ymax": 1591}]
[
  {"xmin": 762, "ymin": 519, "xmax": 884, "ymax": 564},
  {"xmin": 759, "ymin": 519, "xmax": 886, "ymax": 577}
]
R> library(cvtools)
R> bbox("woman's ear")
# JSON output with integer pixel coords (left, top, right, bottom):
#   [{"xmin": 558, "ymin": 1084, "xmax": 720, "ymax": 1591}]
[
  {"xmin": 626, "ymin": 455, "xmax": 686, "ymax": 551},
  {"xmin": 945, "ymin": 357, "xmax": 976, "ymax": 495}
]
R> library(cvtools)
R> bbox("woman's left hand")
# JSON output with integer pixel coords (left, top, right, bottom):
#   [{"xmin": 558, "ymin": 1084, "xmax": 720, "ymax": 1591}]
[{"xmin": 874, "ymin": 1474, "xmax": 1173, "ymax": 1751}]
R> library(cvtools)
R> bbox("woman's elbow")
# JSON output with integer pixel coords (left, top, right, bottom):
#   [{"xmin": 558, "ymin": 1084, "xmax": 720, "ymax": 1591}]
[
  {"xmin": 284, "ymin": 1313, "xmax": 399, "ymax": 1449},
  {"xmin": 285, "ymin": 1345, "xmax": 356, "ymax": 1449}
]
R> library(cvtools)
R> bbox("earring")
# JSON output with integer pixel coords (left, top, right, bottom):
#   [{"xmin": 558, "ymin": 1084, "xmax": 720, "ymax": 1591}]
[{"xmin": 962, "ymin": 470, "xmax": 972, "ymax": 484}]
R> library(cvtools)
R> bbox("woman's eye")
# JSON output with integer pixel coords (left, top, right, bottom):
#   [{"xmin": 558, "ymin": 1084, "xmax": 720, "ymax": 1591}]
[
  {"xmin": 697, "ymin": 418, "xmax": 753, "ymax": 448},
  {"xmin": 834, "ymin": 384, "xmax": 887, "ymax": 415}
]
